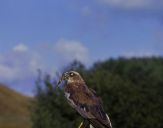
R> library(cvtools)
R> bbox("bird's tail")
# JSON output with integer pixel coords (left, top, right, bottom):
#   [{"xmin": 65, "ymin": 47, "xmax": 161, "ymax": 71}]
[
  {"xmin": 88, "ymin": 119, "xmax": 110, "ymax": 128},
  {"xmin": 78, "ymin": 114, "xmax": 112, "ymax": 128},
  {"xmin": 89, "ymin": 114, "xmax": 112, "ymax": 128}
]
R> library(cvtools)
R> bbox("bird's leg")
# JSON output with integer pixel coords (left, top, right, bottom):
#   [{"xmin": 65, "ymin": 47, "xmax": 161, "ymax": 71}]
[
  {"xmin": 78, "ymin": 121, "xmax": 83, "ymax": 128},
  {"xmin": 78, "ymin": 119, "xmax": 90, "ymax": 128}
]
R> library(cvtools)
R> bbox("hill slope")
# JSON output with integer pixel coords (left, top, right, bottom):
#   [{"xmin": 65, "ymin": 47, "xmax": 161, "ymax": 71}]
[{"xmin": 0, "ymin": 84, "xmax": 32, "ymax": 128}]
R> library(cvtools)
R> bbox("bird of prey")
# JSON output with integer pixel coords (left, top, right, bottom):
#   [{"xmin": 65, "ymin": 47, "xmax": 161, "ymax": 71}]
[{"xmin": 57, "ymin": 71, "xmax": 112, "ymax": 128}]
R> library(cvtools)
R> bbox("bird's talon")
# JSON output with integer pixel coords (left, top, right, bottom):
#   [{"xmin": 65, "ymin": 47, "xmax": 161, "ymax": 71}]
[{"xmin": 78, "ymin": 122, "xmax": 83, "ymax": 128}]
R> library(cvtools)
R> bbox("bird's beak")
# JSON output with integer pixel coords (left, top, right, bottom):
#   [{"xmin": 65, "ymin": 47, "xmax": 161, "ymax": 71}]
[
  {"xmin": 57, "ymin": 76, "xmax": 63, "ymax": 86},
  {"xmin": 57, "ymin": 72, "xmax": 69, "ymax": 86}
]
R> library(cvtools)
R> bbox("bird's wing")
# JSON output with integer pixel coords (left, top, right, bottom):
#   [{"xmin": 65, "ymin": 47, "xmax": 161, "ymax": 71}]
[{"xmin": 70, "ymin": 85, "xmax": 112, "ymax": 128}]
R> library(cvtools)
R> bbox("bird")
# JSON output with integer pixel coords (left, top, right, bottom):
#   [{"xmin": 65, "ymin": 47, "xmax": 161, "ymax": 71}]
[{"xmin": 57, "ymin": 71, "xmax": 112, "ymax": 128}]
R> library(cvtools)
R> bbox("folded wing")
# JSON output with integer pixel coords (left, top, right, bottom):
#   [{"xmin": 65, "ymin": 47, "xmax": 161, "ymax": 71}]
[{"xmin": 71, "ymin": 85, "xmax": 112, "ymax": 128}]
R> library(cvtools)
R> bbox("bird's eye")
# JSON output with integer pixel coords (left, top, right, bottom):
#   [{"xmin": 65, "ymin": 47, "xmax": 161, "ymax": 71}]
[{"xmin": 70, "ymin": 72, "xmax": 74, "ymax": 76}]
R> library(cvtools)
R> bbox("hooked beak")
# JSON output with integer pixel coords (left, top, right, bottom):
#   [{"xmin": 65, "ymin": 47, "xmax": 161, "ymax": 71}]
[
  {"xmin": 56, "ymin": 76, "xmax": 63, "ymax": 86},
  {"xmin": 57, "ymin": 72, "xmax": 69, "ymax": 86}
]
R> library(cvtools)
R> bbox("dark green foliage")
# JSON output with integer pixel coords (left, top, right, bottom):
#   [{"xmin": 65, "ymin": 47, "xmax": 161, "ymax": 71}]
[
  {"xmin": 88, "ymin": 57, "xmax": 163, "ymax": 128},
  {"xmin": 32, "ymin": 57, "xmax": 163, "ymax": 128}
]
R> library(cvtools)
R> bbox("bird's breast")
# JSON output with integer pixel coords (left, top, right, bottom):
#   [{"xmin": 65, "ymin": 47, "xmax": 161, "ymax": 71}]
[{"xmin": 64, "ymin": 92, "xmax": 77, "ymax": 108}]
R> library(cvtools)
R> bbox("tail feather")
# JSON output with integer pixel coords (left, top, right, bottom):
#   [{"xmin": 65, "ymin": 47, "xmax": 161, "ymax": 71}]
[
  {"xmin": 89, "ymin": 114, "xmax": 112, "ymax": 128},
  {"xmin": 89, "ymin": 119, "xmax": 111, "ymax": 128}
]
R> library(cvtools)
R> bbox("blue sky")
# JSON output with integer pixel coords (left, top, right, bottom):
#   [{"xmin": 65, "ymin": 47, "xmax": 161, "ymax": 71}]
[{"xmin": 0, "ymin": 0, "xmax": 163, "ymax": 95}]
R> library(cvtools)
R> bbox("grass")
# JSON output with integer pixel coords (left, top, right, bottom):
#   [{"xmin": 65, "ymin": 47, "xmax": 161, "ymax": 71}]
[{"xmin": 0, "ymin": 84, "xmax": 32, "ymax": 128}]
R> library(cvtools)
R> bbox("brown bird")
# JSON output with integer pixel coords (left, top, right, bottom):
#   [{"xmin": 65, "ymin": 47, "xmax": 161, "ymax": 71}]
[{"xmin": 57, "ymin": 71, "xmax": 112, "ymax": 128}]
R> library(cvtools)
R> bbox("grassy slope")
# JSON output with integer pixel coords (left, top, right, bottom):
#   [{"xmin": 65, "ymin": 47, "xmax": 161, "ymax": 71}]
[{"xmin": 0, "ymin": 84, "xmax": 32, "ymax": 128}]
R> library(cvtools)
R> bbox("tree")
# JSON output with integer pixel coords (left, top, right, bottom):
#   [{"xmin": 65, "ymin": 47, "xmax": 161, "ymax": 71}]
[{"xmin": 31, "ymin": 58, "xmax": 163, "ymax": 128}]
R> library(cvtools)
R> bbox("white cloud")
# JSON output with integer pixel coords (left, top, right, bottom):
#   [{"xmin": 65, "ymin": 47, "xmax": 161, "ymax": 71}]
[
  {"xmin": 0, "ymin": 45, "xmax": 44, "ymax": 81},
  {"xmin": 13, "ymin": 43, "xmax": 28, "ymax": 52},
  {"xmin": 55, "ymin": 39, "xmax": 89, "ymax": 63},
  {"xmin": 1, "ymin": 40, "xmax": 89, "ymax": 83},
  {"xmin": 122, "ymin": 51, "xmax": 160, "ymax": 58},
  {"xmin": 0, "ymin": 64, "xmax": 19, "ymax": 80},
  {"xmin": 99, "ymin": 0, "xmax": 163, "ymax": 10}
]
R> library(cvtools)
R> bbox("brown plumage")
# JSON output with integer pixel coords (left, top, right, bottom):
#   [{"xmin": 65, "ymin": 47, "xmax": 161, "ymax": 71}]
[{"xmin": 57, "ymin": 71, "xmax": 112, "ymax": 128}]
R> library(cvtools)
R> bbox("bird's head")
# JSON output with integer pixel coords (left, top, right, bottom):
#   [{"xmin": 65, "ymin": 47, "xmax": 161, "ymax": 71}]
[{"xmin": 57, "ymin": 71, "xmax": 85, "ymax": 86}]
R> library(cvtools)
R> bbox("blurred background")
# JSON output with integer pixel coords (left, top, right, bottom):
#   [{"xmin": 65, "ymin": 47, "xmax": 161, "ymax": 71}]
[{"xmin": 0, "ymin": 0, "xmax": 162, "ymax": 128}]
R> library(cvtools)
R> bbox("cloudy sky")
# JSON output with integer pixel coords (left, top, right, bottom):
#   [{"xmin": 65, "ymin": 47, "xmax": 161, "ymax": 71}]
[{"xmin": 0, "ymin": 0, "xmax": 163, "ymax": 95}]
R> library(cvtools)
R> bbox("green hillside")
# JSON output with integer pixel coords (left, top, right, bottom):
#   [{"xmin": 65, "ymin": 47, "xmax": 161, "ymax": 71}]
[{"xmin": 0, "ymin": 84, "xmax": 32, "ymax": 128}]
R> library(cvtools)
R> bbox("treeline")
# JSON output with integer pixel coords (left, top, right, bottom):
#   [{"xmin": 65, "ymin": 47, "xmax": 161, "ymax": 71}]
[{"xmin": 31, "ymin": 57, "xmax": 163, "ymax": 128}]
